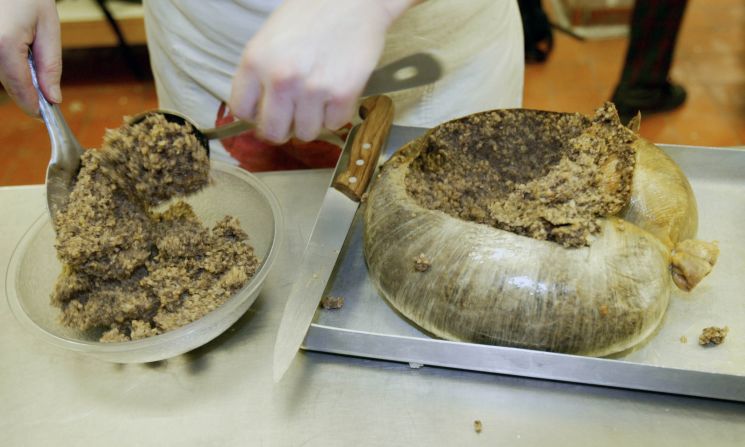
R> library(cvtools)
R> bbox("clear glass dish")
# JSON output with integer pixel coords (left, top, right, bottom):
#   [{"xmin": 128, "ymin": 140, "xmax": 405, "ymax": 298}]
[{"xmin": 6, "ymin": 161, "xmax": 283, "ymax": 363}]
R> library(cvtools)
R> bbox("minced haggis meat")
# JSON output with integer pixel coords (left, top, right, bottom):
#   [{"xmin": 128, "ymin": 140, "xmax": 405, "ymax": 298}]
[
  {"xmin": 413, "ymin": 253, "xmax": 431, "ymax": 272},
  {"xmin": 320, "ymin": 295, "xmax": 345, "ymax": 310},
  {"xmin": 51, "ymin": 115, "xmax": 260, "ymax": 342},
  {"xmin": 699, "ymin": 326, "xmax": 729, "ymax": 346},
  {"xmin": 405, "ymin": 103, "xmax": 636, "ymax": 247}
]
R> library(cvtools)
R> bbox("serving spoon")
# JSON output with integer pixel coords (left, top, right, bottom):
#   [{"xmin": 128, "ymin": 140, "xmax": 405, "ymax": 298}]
[
  {"xmin": 32, "ymin": 52, "xmax": 441, "ymax": 222},
  {"xmin": 127, "ymin": 110, "xmax": 346, "ymax": 150},
  {"xmin": 28, "ymin": 52, "xmax": 85, "ymax": 222},
  {"xmin": 127, "ymin": 52, "xmax": 442, "ymax": 155}
]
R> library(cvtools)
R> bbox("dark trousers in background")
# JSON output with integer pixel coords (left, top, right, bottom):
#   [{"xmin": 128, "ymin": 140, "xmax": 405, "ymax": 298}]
[
  {"xmin": 618, "ymin": 0, "xmax": 689, "ymax": 88},
  {"xmin": 613, "ymin": 0, "xmax": 689, "ymax": 119}
]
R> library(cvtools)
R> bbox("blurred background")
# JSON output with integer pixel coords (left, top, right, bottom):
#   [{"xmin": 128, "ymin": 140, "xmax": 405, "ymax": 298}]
[{"xmin": 1, "ymin": 0, "xmax": 743, "ymax": 186}]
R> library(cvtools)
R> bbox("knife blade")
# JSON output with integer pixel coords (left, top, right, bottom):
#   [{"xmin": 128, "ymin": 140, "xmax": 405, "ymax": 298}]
[{"xmin": 273, "ymin": 96, "xmax": 394, "ymax": 382}]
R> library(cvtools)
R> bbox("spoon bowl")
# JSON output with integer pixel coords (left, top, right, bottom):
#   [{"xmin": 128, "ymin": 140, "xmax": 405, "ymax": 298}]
[{"xmin": 128, "ymin": 110, "xmax": 211, "ymax": 156}]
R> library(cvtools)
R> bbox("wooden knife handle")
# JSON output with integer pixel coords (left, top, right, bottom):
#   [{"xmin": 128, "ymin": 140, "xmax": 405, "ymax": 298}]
[{"xmin": 332, "ymin": 95, "xmax": 394, "ymax": 201}]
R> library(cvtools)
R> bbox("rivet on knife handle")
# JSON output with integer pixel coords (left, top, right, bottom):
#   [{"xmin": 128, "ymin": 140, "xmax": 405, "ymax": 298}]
[{"xmin": 332, "ymin": 95, "xmax": 394, "ymax": 201}]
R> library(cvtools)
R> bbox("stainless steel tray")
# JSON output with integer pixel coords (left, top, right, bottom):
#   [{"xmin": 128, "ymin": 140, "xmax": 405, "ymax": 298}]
[{"xmin": 303, "ymin": 126, "xmax": 745, "ymax": 402}]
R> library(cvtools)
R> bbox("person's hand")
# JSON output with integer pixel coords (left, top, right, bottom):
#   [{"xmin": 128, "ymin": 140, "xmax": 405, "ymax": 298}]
[
  {"xmin": 0, "ymin": 0, "xmax": 61, "ymax": 116},
  {"xmin": 229, "ymin": 0, "xmax": 417, "ymax": 143}
]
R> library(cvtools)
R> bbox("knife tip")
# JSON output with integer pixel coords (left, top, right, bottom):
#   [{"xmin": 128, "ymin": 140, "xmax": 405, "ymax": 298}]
[{"xmin": 272, "ymin": 357, "xmax": 291, "ymax": 383}]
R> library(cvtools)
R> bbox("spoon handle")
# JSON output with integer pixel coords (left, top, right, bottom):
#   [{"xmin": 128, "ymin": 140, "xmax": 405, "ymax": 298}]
[
  {"xmin": 28, "ymin": 52, "xmax": 84, "ymax": 177},
  {"xmin": 201, "ymin": 119, "xmax": 254, "ymax": 140},
  {"xmin": 28, "ymin": 51, "xmax": 84, "ymax": 219},
  {"xmin": 202, "ymin": 119, "xmax": 345, "ymax": 147}
]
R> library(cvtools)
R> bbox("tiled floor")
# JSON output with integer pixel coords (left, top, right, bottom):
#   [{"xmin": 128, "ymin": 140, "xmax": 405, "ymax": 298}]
[
  {"xmin": 524, "ymin": 0, "xmax": 745, "ymax": 145},
  {"xmin": 1, "ymin": 0, "xmax": 743, "ymax": 186}
]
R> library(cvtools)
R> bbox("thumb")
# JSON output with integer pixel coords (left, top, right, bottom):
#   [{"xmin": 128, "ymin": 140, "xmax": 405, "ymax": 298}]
[{"xmin": 32, "ymin": 5, "xmax": 62, "ymax": 103}]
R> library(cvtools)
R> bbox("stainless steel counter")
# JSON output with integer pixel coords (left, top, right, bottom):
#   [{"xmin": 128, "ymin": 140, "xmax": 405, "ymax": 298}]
[{"xmin": 2, "ymin": 171, "xmax": 744, "ymax": 447}]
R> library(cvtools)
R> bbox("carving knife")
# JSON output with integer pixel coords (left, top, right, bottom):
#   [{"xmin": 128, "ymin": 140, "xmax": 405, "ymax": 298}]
[{"xmin": 273, "ymin": 95, "xmax": 394, "ymax": 382}]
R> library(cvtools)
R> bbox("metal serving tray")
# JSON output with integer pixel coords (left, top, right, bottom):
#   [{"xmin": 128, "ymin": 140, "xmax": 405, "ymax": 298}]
[{"xmin": 303, "ymin": 126, "xmax": 745, "ymax": 402}]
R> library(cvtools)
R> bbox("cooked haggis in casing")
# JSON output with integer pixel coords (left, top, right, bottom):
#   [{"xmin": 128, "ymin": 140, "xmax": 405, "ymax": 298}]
[
  {"xmin": 364, "ymin": 103, "xmax": 719, "ymax": 356},
  {"xmin": 52, "ymin": 115, "xmax": 260, "ymax": 342}
]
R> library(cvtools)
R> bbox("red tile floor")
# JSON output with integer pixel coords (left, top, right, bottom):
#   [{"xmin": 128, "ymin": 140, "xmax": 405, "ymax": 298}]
[
  {"xmin": 1, "ymin": 46, "xmax": 158, "ymax": 186},
  {"xmin": 1, "ymin": 0, "xmax": 743, "ymax": 186}
]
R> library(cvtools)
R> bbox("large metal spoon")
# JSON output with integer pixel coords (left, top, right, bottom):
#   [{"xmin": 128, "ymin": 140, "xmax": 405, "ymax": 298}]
[
  {"xmin": 128, "ymin": 52, "xmax": 442, "ymax": 152},
  {"xmin": 34, "ymin": 52, "xmax": 441, "ymax": 220},
  {"xmin": 28, "ymin": 52, "xmax": 85, "ymax": 222},
  {"xmin": 128, "ymin": 110, "xmax": 345, "ymax": 150}
]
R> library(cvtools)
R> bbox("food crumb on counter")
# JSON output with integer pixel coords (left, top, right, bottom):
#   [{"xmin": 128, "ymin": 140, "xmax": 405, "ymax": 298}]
[
  {"xmin": 320, "ymin": 296, "xmax": 345, "ymax": 310},
  {"xmin": 474, "ymin": 420, "xmax": 482, "ymax": 434},
  {"xmin": 699, "ymin": 326, "xmax": 729, "ymax": 346},
  {"xmin": 680, "ymin": 335, "xmax": 687, "ymax": 344},
  {"xmin": 413, "ymin": 253, "xmax": 431, "ymax": 272},
  {"xmin": 360, "ymin": 192, "xmax": 369, "ymax": 203}
]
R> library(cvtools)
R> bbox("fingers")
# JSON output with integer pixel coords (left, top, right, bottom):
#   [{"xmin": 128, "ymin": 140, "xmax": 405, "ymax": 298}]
[
  {"xmin": 0, "ymin": 33, "xmax": 37, "ymax": 115},
  {"xmin": 231, "ymin": 56, "xmax": 299, "ymax": 144},
  {"xmin": 229, "ymin": 55, "xmax": 261, "ymax": 122},
  {"xmin": 33, "ymin": 4, "xmax": 62, "ymax": 104},
  {"xmin": 324, "ymin": 88, "xmax": 358, "ymax": 131},
  {"xmin": 0, "ymin": 0, "xmax": 62, "ymax": 116},
  {"xmin": 292, "ymin": 83, "xmax": 325, "ymax": 142},
  {"xmin": 256, "ymin": 69, "xmax": 296, "ymax": 144},
  {"xmin": 229, "ymin": 28, "xmax": 371, "ymax": 143},
  {"xmin": 256, "ymin": 79, "xmax": 357, "ymax": 144},
  {"xmin": 231, "ymin": 67, "xmax": 358, "ymax": 143}
]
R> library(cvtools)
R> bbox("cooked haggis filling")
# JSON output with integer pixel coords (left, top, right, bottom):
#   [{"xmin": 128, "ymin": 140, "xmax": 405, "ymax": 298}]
[
  {"xmin": 51, "ymin": 115, "xmax": 260, "ymax": 342},
  {"xmin": 405, "ymin": 103, "xmax": 636, "ymax": 247}
]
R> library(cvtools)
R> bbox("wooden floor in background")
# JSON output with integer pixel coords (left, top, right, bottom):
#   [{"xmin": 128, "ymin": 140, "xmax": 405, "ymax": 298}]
[{"xmin": 1, "ymin": 0, "xmax": 743, "ymax": 186}]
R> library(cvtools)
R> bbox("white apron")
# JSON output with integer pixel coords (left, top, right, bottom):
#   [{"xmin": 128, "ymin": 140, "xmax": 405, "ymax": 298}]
[{"xmin": 142, "ymin": 0, "xmax": 525, "ymax": 165}]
